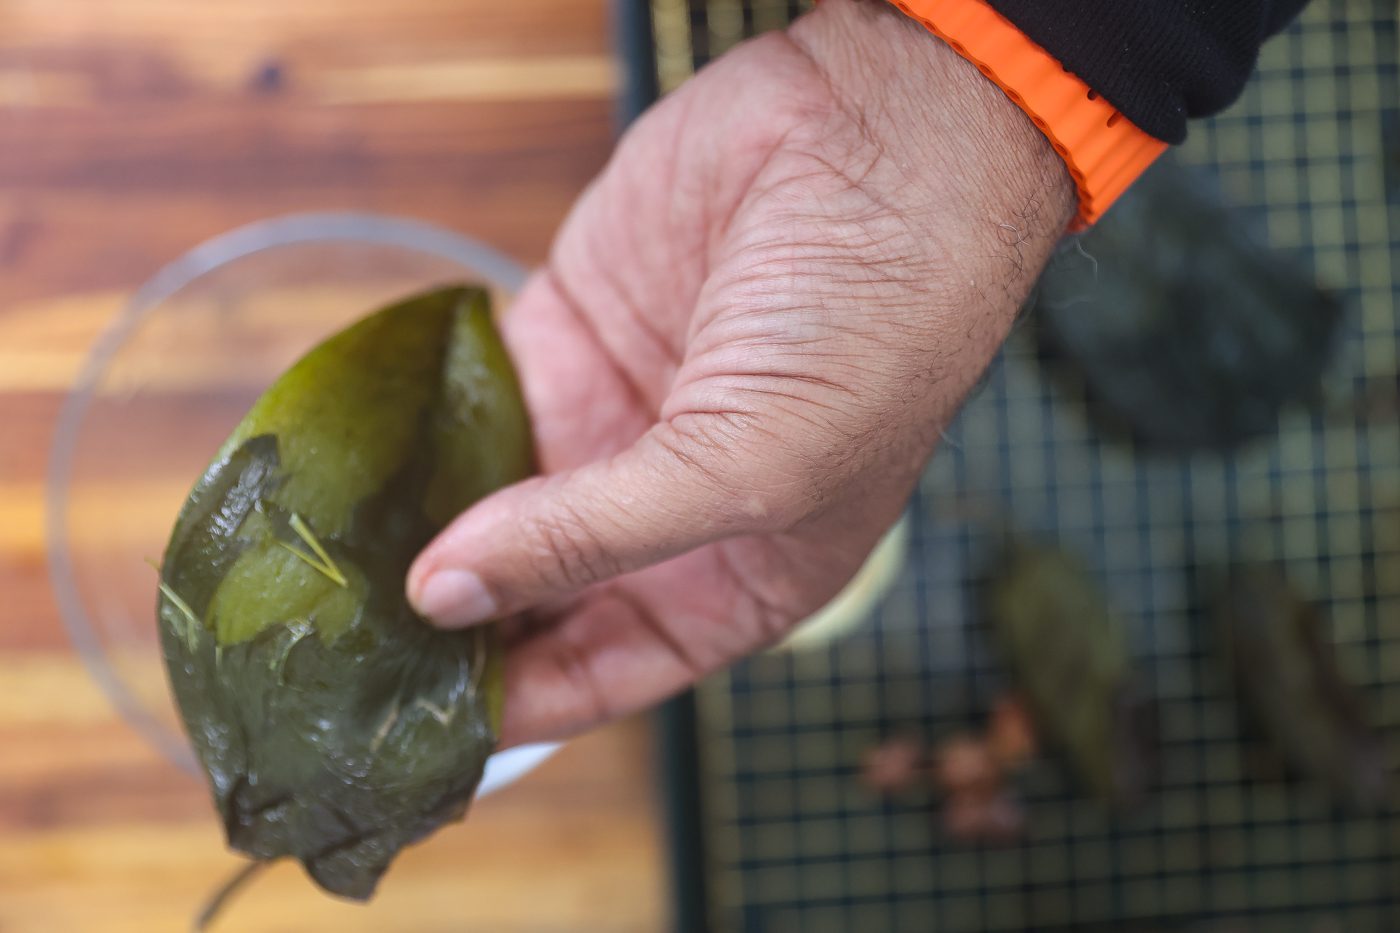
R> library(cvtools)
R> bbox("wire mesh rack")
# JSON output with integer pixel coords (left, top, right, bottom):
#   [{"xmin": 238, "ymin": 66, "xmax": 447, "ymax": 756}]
[{"xmin": 635, "ymin": 1, "xmax": 1400, "ymax": 930}]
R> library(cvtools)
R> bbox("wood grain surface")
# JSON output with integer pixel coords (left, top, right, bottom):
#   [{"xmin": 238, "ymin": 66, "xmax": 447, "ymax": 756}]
[{"xmin": 0, "ymin": 1, "xmax": 668, "ymax": 930}]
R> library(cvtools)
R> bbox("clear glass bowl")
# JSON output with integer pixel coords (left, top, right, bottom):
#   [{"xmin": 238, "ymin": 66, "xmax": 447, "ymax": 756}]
[{"xmin": 47, "ymin": 212, "xmax": 558, "ymax": 795}]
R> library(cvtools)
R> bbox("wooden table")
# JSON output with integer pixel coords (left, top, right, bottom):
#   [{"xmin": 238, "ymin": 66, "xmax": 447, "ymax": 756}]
[{"xmin": 0, "ymin": 2, "xmax": 668, "ymax": 930}]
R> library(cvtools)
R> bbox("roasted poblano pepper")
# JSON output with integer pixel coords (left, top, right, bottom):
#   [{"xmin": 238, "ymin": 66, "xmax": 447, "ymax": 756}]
[
  {"xmin": 983, "ymin": 545, "xmax": 1154, "ymax": 807},
  {"xmin": 1032, "ymin": 157, "xmax": 1344, "ymax": 452},
  {"xmin": 1217, "ymin": 567, "xmax": 1389, "ymax": 810},
  {"xmin": 157, "ymin": 285, "xmax": 532, "ymax": 900}
]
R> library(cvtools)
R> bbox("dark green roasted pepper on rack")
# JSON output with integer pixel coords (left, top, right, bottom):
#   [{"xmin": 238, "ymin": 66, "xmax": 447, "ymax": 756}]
[
  {"xmin": 1216, "ymin": 566, "xmax": 1389, "ymax": 810},
  {"xmin": 1032, "ymin": 157, "xmax": 1344, "ymax": 452},
  {"xmin": 983, "ymin": 545, "xmax": 1155, "ymax": 808},
  {"xmin": 156, "ymin": 285, "xmax": 532, "ymax": 900}
]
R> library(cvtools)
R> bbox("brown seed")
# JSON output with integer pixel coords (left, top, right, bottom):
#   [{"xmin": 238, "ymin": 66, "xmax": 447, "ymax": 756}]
[
  {"xmin": 860, "ymin": 737, "xmax": 925, "ymax": 794},
  {"xmin": 988, "ymin": 694, "xmax": 1038, "ymax": 769},
  {"xmin": 977, "ymin": 791, "xmax": 1027, "ymax": 843},
  {"xmin": 941, "ymin": 789, "xmax": 1026, "ymax": 844},
  {"xmin": 942, "ymin": 792, "xmax": 987, "ymax": 842},
  {"xmin": 932, "ymin": 734, "xmax": 1001, "ymax": 795}
]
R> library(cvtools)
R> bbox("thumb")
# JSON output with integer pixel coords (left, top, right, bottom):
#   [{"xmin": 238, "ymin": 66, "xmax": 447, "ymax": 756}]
[{"xmin": 407, "ymin": 421, "xmax": 779, "ymax": 627}]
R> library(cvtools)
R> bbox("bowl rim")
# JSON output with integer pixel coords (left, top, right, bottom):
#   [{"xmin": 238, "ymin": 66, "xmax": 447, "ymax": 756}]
[{"xmin": 45, "ymin": 211, "xmax": 549, "ymax": 790}]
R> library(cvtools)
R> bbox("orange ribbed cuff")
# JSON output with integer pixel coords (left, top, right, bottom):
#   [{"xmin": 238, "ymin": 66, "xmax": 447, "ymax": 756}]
[{"xmin": 886, "ymin": 0, "xmax": 1166, "ymax": 229}]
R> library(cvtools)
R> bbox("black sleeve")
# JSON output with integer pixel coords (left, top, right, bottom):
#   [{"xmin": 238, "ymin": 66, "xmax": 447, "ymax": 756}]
[{"xmin": 986, "ymin": 1, "xmax": 1313, "ymax": 143}]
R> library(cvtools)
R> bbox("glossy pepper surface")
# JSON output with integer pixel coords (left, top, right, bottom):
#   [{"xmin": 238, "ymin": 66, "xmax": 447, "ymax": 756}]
[
  {"xmin": 984, "ymin": 545, "xmax": 1154, "ymax": 807},
  {"xmin": 156, "ymin": 285, "xmax": 532, "ymax": 899}
]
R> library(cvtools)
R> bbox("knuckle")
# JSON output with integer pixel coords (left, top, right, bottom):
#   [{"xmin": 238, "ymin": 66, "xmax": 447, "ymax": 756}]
[
  {"xmin": 658, "ymin": 415, "xmax": 815, "ymax": 534},
  {"xmin": 550, "ymin": 638, "xmax": 614, "ymax": 726},
  {"xmin": 524, "ymin": 503, "xmax": 620, "ymax": 591},
  {"xmin": 746, "ymin": 481, "xmax": 811, "ymax": 533}
]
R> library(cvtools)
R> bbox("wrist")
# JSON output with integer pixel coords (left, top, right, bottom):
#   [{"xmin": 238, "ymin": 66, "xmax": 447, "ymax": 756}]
[
  {"xmin": 883, "ymin": 0, "xmax": 1167, "ymax": 227},
  {"xmin": 787, "ymin": 0, "xmax": 1076, "ymax": 252}
]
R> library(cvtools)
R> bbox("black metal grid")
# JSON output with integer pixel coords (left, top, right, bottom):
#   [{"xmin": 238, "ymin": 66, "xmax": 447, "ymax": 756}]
[{"xmin": 641, "ymin": 1, "xmax": 1400, "ymax": 930}]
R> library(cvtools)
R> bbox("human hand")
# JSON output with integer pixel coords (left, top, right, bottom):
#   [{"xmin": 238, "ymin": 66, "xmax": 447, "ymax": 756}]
[{"xmin": 408, "ymin": 0, "xmax": 1075, "ymax": 747}]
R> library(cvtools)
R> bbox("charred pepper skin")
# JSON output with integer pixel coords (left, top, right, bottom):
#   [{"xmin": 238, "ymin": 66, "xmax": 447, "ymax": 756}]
[
  {"xmin": 1217, "ymin": 567, "xmax": 1389, "ymax": 812},
  {"xmin": 1034, "ymin": 158, "xmax": 1344, "ymax": 453}
]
